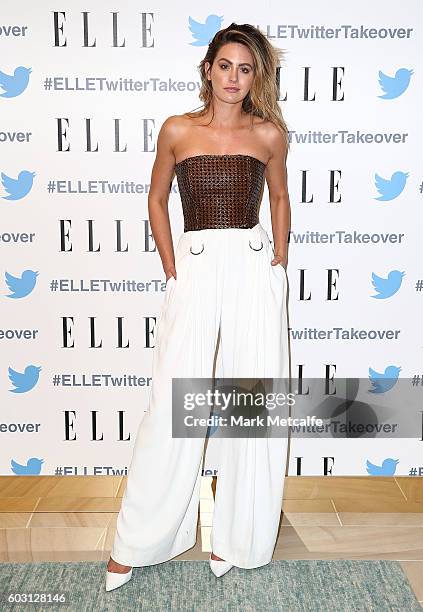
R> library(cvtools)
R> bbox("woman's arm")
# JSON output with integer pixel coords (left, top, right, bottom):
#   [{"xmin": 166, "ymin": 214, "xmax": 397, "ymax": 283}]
[
  {"xmin": 148, "ymin": 116, "xmax": 180, "ymax": 281},
  {"xmin": 264, "ymin": 125, "xmax": 291, "ymax": 269}
]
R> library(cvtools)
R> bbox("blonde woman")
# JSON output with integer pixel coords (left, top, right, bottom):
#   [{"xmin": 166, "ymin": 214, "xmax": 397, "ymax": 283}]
[{"xmin": 106, "ymin": 22, "xmax": 291, "ymax": 591}]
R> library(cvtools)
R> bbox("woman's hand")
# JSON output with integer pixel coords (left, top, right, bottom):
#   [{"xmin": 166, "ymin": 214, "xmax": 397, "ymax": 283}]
[
  {"xmin": 165, "ymin": 266, "xmax": 177, "ymax": 282},
  {"xmin": 271, "ymin": 255, "xmax": 287, "ymax": 270}
]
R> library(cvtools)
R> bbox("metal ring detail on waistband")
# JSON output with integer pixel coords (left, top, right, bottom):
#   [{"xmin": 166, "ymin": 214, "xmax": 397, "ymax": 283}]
[
  {"xmin": 190, "ymin": 244, "xmax": 205, "ymax": 255},
  {"xmin": 249, "ymin": 239, "xmax": 263, "ymax": 251}
]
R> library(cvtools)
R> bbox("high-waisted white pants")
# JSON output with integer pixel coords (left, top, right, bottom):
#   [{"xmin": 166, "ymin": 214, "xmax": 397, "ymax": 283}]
[{"xmin": 111, "ymin": 222, "xmax": 290, "ymax": 569}]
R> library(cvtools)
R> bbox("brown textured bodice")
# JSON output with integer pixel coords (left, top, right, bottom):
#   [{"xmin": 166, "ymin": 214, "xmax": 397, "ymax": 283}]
[{"xmin": 174, "ymin": 154, "xmax": 266, "ymax": 231}]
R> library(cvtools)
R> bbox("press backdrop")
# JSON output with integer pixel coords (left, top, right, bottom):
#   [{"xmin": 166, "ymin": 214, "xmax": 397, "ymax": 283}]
[{"xmin": 1, "ymin": 0, "xmax": 422, "ymax": 477}]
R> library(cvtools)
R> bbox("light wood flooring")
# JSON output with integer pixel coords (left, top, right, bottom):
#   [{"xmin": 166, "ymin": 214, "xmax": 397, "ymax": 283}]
[{"xmin": 0, "ymin": 476, "xmax": 422, "ymax": 606}]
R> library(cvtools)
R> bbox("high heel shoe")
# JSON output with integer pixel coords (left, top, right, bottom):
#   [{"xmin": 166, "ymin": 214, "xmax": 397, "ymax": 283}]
[
  {"xmin": 209, "ymin": 553, "xmax": 234, "ymax": 577},
  {"xmin": 105, "ymin": 567, "xmax": 133, "ymax": 592}
]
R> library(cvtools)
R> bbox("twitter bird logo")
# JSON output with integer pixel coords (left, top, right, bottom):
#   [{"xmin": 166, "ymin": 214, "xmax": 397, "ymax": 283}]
[
  {"xmin": 189, "ymin": 15, "xmax": 224, "ymax": 46},
  {"xmin": 5, "ymin": 269, "xmax": 39, "ymax": 298},
  {"xmin": 371, "ymin": 270, "xmax": 405, "ymax": 299},
  {"xmin": 1, "ymin": 170, "xmax": 35, "ymax": 200},
  {"xmin": 374, "ymin": 171, "xmax": 408, "ymax": 201},
  {"xmin": 368, "ymin": 365, "xmax": 401, "ymax": 393},
  {"xmin": 0, "ymin": 66, "xmax": 32, "ymax": 98},
  {"xmin": 11, "ymin": 457, "xmax": 44, "ymax": 475},
  {"xmin": 378, "ymin": 68, "xmax": 413, "ymax": 99},
  {"xmin": 8, "ymin": 365, "xmax": 42, "ymax": 393},
  {"xmin": 366, "ymin": 458, "xmax": 399, "ymax": 476}
]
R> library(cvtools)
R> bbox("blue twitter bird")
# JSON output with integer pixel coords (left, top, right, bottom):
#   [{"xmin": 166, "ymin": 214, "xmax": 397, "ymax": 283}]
[
  {"xmin": 5, "ymin": 269, "xmax": 39, "ymax": 298},
  {"xmin": 371, "ymin": 270, "xmax": 405, "ymax": 299},
  {"xmin": 11, "ymin": 457, "xmax": 44, "ymax": 475},
  {"xmin": 0, "ymin": 66, "xmax": 32, "ymax": 98},
  {"xmin": 8, "ymin": 365, "xmax": 42, "ymax": 393},
  {"xmin": 366, "ymin": 458, "xmax": 399, "ymax": 476},
  {"xmin": 378, "ymin": 68, "xmax": 413, "ymax": 99},
  {"xmin": 189, "ymin": 15, "xmax": 224, "ymax": 46},
  {"xmin": 374, "ymin": 171, "xmax": 408, "ymax": 201},
  {"xmin": 1, "ymin": 170, "xmax": 35, "ymax": 200},
  {"xmin": 368, "ymin": 365, "xmax": 401, "ymax": 393}
]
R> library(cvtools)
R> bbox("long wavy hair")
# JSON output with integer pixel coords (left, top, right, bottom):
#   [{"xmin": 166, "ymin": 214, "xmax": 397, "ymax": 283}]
[{"xmin": 186, "ymin": 23, "xmax": 290, "ymax": 150}]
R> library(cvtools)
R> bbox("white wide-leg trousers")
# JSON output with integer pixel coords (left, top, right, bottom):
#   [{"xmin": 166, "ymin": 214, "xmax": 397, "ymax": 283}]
[{"xmin": 111, "ymin": 223, "xmax": 290, "ymax": 569}]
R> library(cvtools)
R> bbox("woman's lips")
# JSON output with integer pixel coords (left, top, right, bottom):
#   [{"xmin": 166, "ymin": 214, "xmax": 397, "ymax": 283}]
[{"xmin": 224, "ymin": 87, "xmax": 240, "ymax": 92}]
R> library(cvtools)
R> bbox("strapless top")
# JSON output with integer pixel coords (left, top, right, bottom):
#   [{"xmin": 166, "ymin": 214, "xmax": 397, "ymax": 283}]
[{"xmin": 174, "ymin": 154, "xmax": 266, "ymax": 232}]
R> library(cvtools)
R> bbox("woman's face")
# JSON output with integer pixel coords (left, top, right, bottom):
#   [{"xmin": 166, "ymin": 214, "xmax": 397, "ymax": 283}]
[{"xmin": 205, "ymin": 42, "xmax": 255, "ymax": 105}]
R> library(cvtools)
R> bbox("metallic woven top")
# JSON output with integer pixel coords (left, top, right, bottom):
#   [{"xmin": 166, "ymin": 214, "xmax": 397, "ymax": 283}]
[{"xmin": 174, "ymin": 154, "xmax": 266, "ymax": 231}]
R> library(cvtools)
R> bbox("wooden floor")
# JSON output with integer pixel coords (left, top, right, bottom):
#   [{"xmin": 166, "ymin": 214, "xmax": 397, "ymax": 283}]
[{"xmin": 0, "ymin": 476, "xmax": 422, "ymax": 606}]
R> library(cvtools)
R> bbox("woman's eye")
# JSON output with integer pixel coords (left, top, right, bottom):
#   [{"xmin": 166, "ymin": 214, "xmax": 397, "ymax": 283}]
[{"xmin": 219, "ymin": 64, "xmax": 250, "ymax": 74}]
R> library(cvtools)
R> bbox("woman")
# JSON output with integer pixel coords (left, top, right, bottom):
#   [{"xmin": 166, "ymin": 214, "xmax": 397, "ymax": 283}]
[{"xmin": 106, "ymin": 22, "xmax": 291, "ymax": 591}]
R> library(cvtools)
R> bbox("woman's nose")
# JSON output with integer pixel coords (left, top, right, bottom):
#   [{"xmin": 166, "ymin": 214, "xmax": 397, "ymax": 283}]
[{"xmin": 229, "ymin": 68, "xmax": 238, "ymax": 82}]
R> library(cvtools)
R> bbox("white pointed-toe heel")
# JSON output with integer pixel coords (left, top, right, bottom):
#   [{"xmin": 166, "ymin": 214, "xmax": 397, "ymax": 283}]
[
  {"xmin": 209, "ymin": 553, "xmax": 234, "ymax": 577},
  {"xmin": 105, "ymin": 567, "xmax": 133, "ymax": 592}
]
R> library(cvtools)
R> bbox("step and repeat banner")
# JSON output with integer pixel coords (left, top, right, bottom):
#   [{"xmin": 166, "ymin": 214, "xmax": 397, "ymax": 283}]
[{"xmin": 1, "ymin": 1, "xmax": 422, "ymax": 477}]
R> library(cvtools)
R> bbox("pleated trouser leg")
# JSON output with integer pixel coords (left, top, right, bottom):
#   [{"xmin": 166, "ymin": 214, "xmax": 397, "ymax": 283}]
[{"xmin": 110, "ymin": 223, "xmax": 290, "ymax": 569}]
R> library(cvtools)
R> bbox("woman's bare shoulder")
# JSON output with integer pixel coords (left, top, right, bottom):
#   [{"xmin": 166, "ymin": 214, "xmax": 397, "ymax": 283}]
[
  {"xmin": 159, "ymin": 114, "xmax": 195, "ymax": 145},
  {"xmin": 159, "ymin": 114, "xmax": 204, "ymax": 158},
  {"xmin": 160, "ymin": 113, "xmax": 196, "ymax": 130},
  {"xmin": 249, "ymin": 117, "xmax": 286, "ymax": 161},
  {"xmin": 252, "ymin": 116, "xmax": 280, "ymax": 135}
]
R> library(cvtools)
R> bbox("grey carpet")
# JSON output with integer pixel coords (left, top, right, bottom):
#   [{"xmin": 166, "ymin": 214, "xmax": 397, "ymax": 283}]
[{"xmin": 0, "ymin": 559, "xmax": 420, "ymax": 611}]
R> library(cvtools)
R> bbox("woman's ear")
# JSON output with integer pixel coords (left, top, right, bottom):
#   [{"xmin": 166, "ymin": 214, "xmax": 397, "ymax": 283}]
[{"xmin": 204, "ymin": 61, "xmax": 211, "ymax": 80}]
